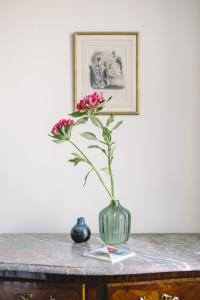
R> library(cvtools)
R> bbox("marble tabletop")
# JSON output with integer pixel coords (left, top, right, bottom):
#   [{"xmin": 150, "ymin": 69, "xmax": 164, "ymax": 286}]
[{"xmin": 0, "ymin": 234, "xmax": 199, "ymax": 276}]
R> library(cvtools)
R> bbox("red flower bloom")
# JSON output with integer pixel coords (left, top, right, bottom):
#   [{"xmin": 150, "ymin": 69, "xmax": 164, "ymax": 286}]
[
  {"xmin": 51, "ymin": 118, "xmax": 75, "ymax": 135},
  {"xmin": 76, "ymin": 92, "xmax": 105, "ymax": 112},
  {"xmin": 76, "ymin": 99, "xmax": 87, "ymax": 112}
]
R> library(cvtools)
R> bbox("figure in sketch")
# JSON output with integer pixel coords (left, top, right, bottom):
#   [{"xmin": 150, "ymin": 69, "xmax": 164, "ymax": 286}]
[
  {"xmin": 89, "ymin": 50, "xmax": 124, "ymax": 90},
  {"xmin": 89, "ymin": 52, "xmax": 107, "ymax": 89},
  {"xmin": 107, "ymin": 51, "xmax": 124, "ymax": 87}
]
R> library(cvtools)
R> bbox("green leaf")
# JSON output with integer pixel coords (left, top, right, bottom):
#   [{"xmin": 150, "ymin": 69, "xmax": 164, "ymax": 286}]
[
  {"xmin": 111, "ymin": 120, "xmax": 123, "ymax": 131},
  {"xmin": 71, "ymin": 152, "xmax": 80, "ymax": 156},
  {"xmin": 106, "ymin": 114, "xmax": 114, "ymax": 127},
  {"xmin": 102, "ymin": 127, "xmax": 111, "ymax": 143},
  {"xmin": 100, "ymin": 167, "xmax": 110, "ymax": 175},
  {"xmin": 99, "ymin": 140, "xmax": 107, "ymax": 145},
  {"xmin": 106, "ymin": 96, "xmax": 112, "ymax": 102},
  {"xmin": 80, "ymin": 132, "xmax": 98, "ymax": 140},
  {"xmin": 70, "ymin": 111, "xmax": 87, "ymax": 117},
  {"xmin": 68, "ymin": 157, "xmax": 85, "ymax": 166},
  {"xmin": 110, "ymin": 146, "xmax": 115, "ymax": 162},
  {"xmin": 96, "ymin": 106, "xmax": 104, "ymax": 112},
  {"xmin": 49, "ymin": 134, "xmax": 62, "ymax": 140},
  {"xmin": 90, "ymin": 116, "xmax": 102, "ymax": 128},
  {"xmin": 71, "ymin": 153, "xmax": 83, "ymax": 159},
  {"xmin": 88, "ymin": 145, "xmax": 100, "ymax": 149},
  {"xmin": 83, "ymin": 168, "xmax": 93, "ymax": 187},
  {"xmin": 52, "ymin": 139, "xmax": 66, "ymax": 144},
  {"xmin": 61, "ymin": 126, "xmax": 66, "ymax": 135},
  {"xmin": 75, "ymin": 117, "xmax": 88, "ymax": 125},
  {"xmin": 88, "ymin": 145, "xmax": 107, "ymax": 156}
]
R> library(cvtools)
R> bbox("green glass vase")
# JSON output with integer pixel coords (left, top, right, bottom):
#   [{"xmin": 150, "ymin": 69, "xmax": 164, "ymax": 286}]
[{"xmin": 99, "ymin": 200, "xmax": 131, "ymax": 245}]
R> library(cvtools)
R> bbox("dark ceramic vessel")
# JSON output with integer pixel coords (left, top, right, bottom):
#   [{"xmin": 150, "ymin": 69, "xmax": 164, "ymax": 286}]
[{"xmin": 71, "ymin": 217, "xmax": 91, "ymax": 243}]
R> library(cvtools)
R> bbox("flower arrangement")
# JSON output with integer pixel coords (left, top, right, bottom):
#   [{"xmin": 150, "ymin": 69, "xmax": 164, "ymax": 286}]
[{"xmin": 50, "ymin": 92, "xmax": 123, "ymax": 201}]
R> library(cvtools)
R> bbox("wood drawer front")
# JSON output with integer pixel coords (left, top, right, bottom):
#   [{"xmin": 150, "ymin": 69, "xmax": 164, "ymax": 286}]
[
  {"xmin": 107, "ymin": 278, "xmax": 200, "ymax": 300},
  {"xmin": 0, "ymin": 281, "xmax": 84, "ymax": 300}
]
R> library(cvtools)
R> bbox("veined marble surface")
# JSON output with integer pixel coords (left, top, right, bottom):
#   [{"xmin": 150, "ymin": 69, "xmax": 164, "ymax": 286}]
[{"xmin": 0, "ymin": 234, "xmax": 199, "ymax": 276}]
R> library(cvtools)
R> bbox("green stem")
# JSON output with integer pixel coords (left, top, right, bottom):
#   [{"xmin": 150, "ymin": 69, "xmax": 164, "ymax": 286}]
[
  {"xmin": 107, "ymin": 143, "xmax": 115, "ymax": 199},
  {"xmin": 69, "ymin": 140, "xmax": 113, "ymax": 200}
]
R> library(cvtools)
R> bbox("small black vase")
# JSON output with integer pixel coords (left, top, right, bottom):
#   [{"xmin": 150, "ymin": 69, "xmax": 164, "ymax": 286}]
[{"xmin": 71, "ymin": 217, "xmax": 91, "ymax": 243}]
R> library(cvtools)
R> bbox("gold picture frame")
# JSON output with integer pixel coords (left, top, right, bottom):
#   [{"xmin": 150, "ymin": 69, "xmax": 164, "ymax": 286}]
[{"xmin": 74, "ymin": 32, "xmax": 140, "ymax": 115}]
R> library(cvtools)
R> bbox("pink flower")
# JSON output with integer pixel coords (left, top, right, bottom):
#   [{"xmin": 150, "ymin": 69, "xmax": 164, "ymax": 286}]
[
  {"xmin": 58, "ymin": 119, "xmax": 74, "ymax": 128},
  {"xmin": 51, "ymin": 124, "xmax": 60, "ymax": 135},
  {"xmin": 76, "ymin": 99, "xmax": 87, "ymax": 112},
  {"xmin": 51, "ymin": 118, "xmax": 75, "ymax": 136},
  {"xmin": 76, "ymin": 92, "xmax": 105, "ymax": 112}
]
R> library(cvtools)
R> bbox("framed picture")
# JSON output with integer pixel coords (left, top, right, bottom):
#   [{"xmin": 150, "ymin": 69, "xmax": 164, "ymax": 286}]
[{"xmin": 74, "ymin": 32, "xmax": 140, "ymax": 115}]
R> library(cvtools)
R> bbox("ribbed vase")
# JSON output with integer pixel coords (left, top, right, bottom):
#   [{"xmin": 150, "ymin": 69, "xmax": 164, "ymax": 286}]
[{"xmin": 99, "ymin": 200, "xmax": 131, "ymax": 245}]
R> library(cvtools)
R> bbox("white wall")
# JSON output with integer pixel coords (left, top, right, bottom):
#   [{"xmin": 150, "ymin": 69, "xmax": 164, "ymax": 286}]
[{"xmin": 0, "ymin": 0, "xmax": 199, "ymax": 233}]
